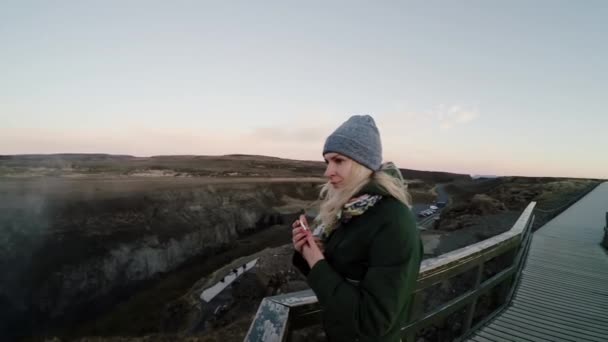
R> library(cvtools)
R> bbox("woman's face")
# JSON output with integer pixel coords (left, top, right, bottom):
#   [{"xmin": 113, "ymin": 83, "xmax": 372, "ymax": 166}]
[{"xmin": 323, "ymin": 153, "xmax": 353, "ymax": 189}]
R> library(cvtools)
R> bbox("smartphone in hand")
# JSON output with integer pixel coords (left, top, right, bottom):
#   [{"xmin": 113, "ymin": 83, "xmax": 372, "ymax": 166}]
[{"xmin": 299, "ymin": 218, "xmax": 309, "ymax": 231}]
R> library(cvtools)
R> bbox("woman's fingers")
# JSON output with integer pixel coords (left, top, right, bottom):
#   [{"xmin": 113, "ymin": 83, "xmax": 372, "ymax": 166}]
[
  {"xmin": 292, "ymin": 228, "xmax": 306, "ymax": 239},
  {"xmin": 293, "ymin": 231, "xmax": 307, "ymax": 242},
  {"xmin": 292, "ymin": 227, "xmax": 310, "ymax": 253},
  {"xmin": 294, "ymin": 238, "xmax": 308, "ymax": 251},
  {"xmin": 292, "ymin": 221, "xmax": 323, "ymax": 254},
  {"xmin": 294, "ymin": 230, "xmax": 324, "ymax": 252},
  {"xmin": 294, "ymin": 238, "xmax": 308, "ymax": 253}
]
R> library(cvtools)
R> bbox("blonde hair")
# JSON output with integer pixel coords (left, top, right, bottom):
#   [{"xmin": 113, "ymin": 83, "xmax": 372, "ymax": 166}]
[{"xmin": 316, "ymin": 159, "xmax": 412, "ymax": 229}]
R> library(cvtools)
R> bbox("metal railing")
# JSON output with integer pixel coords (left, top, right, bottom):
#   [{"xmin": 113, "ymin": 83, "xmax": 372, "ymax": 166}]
[{"xmin": 244, "ymin": 202, "xmax": 536, "ymax": 342}]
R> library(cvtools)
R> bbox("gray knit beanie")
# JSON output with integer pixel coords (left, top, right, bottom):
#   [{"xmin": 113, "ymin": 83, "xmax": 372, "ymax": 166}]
[{"xmin": 323, "ymin": 115, "xmax": 383, "ymax": 171}]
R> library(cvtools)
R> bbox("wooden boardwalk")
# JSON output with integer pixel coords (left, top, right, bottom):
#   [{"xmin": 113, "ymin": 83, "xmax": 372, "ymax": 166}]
[{"xmin": 466, "ymin": 182, "xmax": 608, "ymax": 342}]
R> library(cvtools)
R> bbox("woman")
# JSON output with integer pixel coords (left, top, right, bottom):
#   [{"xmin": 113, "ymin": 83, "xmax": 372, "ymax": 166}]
[{"xmin": 292, "ymin": 115, "xmax": 422, "ymax": 342}]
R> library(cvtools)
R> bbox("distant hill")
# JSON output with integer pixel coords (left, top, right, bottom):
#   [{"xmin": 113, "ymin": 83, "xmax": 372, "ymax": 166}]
[
  {"xmin": 400, "ymin": 168, "xmax": 471, "ymax": 183},
  {"xmin": 0, "ymin": 153, "xmax": 471, "ymax": 182},
  {"xmin": 471, "ymin": 174, "xmax": 499, "ymax": 180}
]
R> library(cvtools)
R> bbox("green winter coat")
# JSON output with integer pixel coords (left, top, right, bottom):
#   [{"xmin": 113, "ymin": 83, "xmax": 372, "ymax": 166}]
[{"xmin": 293, "ymin": 176, "xmax": 423, "ymax": 342}]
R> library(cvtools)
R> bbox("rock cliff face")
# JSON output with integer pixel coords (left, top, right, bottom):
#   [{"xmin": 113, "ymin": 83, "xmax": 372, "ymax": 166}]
[{"xmin": 0, "ymin": 177, "xmax": 322, "ymax": 336}]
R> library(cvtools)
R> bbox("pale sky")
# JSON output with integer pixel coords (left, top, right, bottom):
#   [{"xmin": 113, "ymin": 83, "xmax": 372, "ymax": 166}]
[{"xmin": 1, "ymin": 1, "xmax": 607, "ymax": 178}]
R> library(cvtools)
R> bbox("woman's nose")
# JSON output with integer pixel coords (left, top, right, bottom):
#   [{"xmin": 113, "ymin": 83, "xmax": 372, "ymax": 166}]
[{"xmin": 324, "ymin": 164, "xmax": 334, "ymax": 177}]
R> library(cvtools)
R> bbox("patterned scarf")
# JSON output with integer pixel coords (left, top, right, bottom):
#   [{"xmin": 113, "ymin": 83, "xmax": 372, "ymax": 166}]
[{"xmin": 313, "ymin": 194, "xmax": 383, "ymax": 240}]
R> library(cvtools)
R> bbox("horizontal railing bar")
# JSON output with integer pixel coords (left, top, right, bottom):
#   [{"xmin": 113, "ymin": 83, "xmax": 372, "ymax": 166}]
[
  {"xmin": 269, "ymin": 289, "xmax": 318, "ymax": 308},
  {"xmin": 415, "ymin": 202, "xmax": 535, "ymax": 290},
  {"xmin": 288, "ymin": 304, "xmax": 323, "ymax": 323},
  {"xmin": 417, "ymin": 233, "xmax": 517, "ymax": 285},
  {"xmin": 288, "ymin": 310, "xmax": 323, "ymax": 331},
  {"xmin": 415, "ymin": 236, "xmax": 519, "ymax": 291}
]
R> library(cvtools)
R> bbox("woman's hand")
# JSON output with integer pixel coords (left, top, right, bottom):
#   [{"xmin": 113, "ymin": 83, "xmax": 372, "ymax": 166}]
[
  {"xmin": 292, "ymin": 215, "xmax": 325, "ymax": 255},
  {"xmin": 291, "ymin": 215, "xmax": 325, "ymax": 268},
  {"xmin": 292, "ymin": 214, "xmax": 308, "ymax": 253},
  {"xmin": 302, "ymin": 232, "xmax": 325, "ymax": 269}
]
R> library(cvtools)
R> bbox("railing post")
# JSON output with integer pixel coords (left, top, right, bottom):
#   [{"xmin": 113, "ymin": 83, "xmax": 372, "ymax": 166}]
[
  {"xmin": 244, "ymin": 298, "xmax": 291, "ymax": 342},
  {"xmin": 505, "ymin": 215, "xmax": 534, "ymax": 303},
  {"xmin": 463, "ymin": 263, "xmax": 484, "ymax": 333}
]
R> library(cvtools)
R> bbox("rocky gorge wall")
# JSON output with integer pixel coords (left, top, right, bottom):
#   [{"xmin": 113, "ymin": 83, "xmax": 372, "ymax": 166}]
[{"xmin": 0, "ymin": 177, "xmax": 322, "ymax": 338}]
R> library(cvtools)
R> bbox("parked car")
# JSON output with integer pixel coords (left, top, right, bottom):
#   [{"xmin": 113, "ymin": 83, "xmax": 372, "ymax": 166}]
[{"xmin": 419, "ymin": 210, "xmax": 431, "ymax": 217}]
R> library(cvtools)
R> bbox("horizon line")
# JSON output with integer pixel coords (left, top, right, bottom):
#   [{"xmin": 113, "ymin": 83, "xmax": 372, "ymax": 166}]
[{"xmin": 1, "ymin": 152, "xmax": 606, "ymax": 181}]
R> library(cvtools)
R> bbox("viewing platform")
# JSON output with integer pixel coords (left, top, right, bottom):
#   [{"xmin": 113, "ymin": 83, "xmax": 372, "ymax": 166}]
[{"xmin": 245, "ymin": 182, "xmax": 608, "ymax": 341}]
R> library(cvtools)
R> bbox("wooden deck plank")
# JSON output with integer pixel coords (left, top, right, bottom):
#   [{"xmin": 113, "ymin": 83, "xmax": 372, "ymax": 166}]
[
  {"xmin": 513, "ymin": 291, "xmax": 608, "ymax": 315},
  {"xmin": 510, "ymin": 301, "xmax": 608, "ymax": 330},
  {"xmin": 486, "ymin": 322, "xmax": 555, "ymax": 342},
  {"xmin": 483, "ymin": 325, "xmax": 538, "ymax": 342},
  {"xmin": 507, "ymin": 305, "xmax": 608, "ymax": 333},
  {"xmin": 502, "ymin": 310, "xmax": 608, "ymax": 341},
  {"xmin": 474, "ymin": 329, "xmax": 513, "ymax": 342},
  {"xmin": 515, "ymin": 286, "xmax": 608, "ymax": 308},
  {"xmin": 495, "ymin": 315, "xmax": 593, "ymax": 342},
  {"xmin": 467, "ymin": 335, "xmax": 497, "ymax": 342}
]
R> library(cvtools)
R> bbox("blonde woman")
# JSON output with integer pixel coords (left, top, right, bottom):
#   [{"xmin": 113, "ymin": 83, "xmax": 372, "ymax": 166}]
[{"xmin": 292, "ymin": 115, "xmax": 422, "ymax": 342}]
